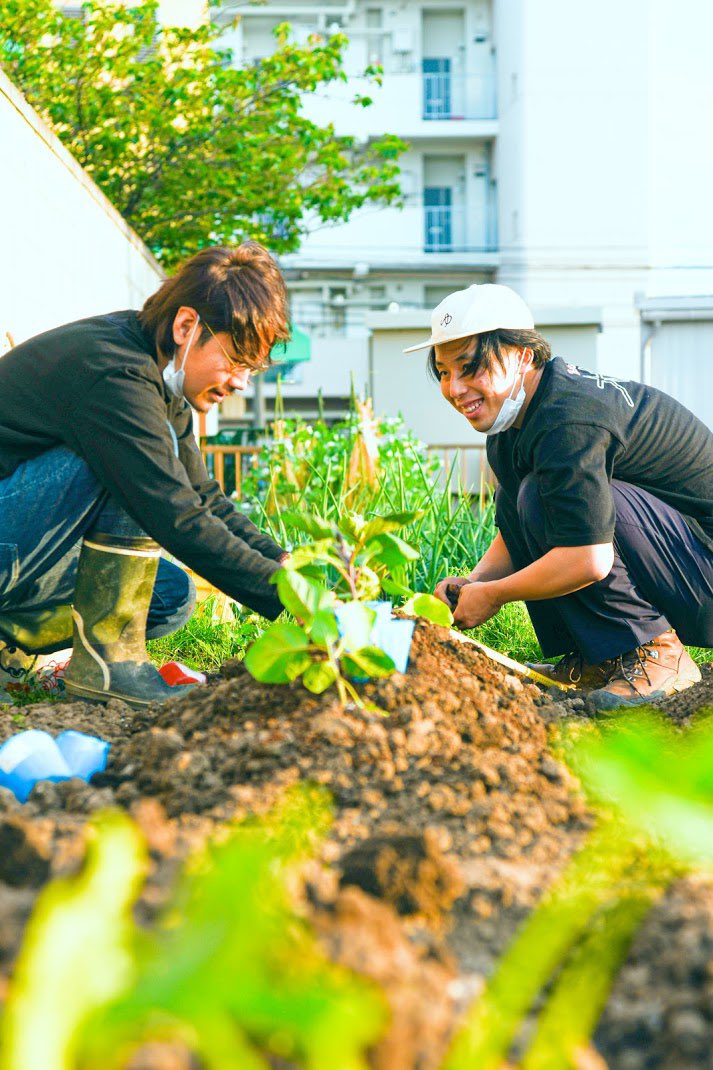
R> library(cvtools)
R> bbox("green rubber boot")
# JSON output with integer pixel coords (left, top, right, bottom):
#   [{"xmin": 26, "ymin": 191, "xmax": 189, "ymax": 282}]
[
  {"xmin": 0, "ymin": 606, "xmax": 73, "ymax": 655},
  {"xmin": 64, "ymin": 532, "xmax": 189, "ymax": 708}
]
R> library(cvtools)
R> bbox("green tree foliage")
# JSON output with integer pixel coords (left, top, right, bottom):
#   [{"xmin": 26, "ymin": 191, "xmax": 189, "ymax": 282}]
[{"xmin": 0, "ymin": 0, "xmax": 406, "ymax": 265}]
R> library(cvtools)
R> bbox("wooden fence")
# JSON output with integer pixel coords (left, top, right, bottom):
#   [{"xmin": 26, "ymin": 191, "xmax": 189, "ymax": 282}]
[{"xmin": 200, "ymin": 441, "xmax": 493, "ymax": 498}]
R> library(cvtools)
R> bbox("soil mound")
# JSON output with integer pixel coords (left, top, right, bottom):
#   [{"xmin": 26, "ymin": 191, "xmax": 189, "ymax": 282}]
[{"xmin": 0, "ymin": 620, "xmax": 710, "ymax": 1070}]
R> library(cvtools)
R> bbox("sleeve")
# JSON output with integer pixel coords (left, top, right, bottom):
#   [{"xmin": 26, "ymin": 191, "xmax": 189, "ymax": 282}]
[
  {"xmin": 64, "ymin": 368, "xmax": 284, "ymax": 619},
  {"xmin": 529, "ymin": 423, "xmax": 619, "ymax": 546},
  {"xmin": 173, "ymin": 411, "xmax": 286, "ymax": 562}
]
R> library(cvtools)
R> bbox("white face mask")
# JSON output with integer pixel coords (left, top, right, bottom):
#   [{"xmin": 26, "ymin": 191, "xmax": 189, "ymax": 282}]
[
  {"xmin": 485, "ymin": 351, "xmax": 528, "ymax": 436},
  {"xmin": 163, "ymin": 314, "xmax": 201, "ymax": 399}
]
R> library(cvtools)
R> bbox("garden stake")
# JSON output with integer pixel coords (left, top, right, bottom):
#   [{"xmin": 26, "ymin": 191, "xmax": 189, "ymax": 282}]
[
  {"xmin": 444, "ymin": 582, "xmax": 574, "ymax": 691},
  {"xmin": 448, "ymin": 630, "xmax": 575, "ymax": 691}
]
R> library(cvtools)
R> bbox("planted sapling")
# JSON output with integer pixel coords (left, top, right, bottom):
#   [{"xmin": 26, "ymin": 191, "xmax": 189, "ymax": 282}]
[{"xmin": 244, "ymin": 510, "xmax": 453, "ymax": 708}]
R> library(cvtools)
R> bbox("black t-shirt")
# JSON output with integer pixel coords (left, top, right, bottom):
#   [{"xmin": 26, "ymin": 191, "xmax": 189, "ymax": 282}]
[
  {"xmin": 487, "ymin": 357, "xmax": 713, "ymax": 553},
  {"xmin": 0, "ymin": 311, "xmax": 285, "ymax": 618}
]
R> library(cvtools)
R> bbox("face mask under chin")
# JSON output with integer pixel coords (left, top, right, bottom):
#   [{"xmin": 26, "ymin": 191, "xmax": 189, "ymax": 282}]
[
  {"xmin": 485, "ymin": 353, "xmax": 527, "ymax": 436},
  {"xmin": 163, "ymin": 315, "xmax": 201, "ymax": 400}
]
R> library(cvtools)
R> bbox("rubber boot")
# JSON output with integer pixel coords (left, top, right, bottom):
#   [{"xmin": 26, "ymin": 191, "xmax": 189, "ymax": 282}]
[
  {"xmin": 64, "ymin": 531, "xmax": 190, "ymax": 708},
  {"xmin": 0, "ymin": 608, "xmax": 73, "ymax": 702},
  {"xmin": 0, "ymin": 606, "xmax": 73, "ymax": 655}
]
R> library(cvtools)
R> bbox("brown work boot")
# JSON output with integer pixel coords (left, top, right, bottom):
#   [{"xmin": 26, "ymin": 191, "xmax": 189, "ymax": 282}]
[
  {"xmin": 588, "ymin": 630, "xmax": 701, "ymax": 710},
  {"xmin": 527, "ymin": 650, "xmax": 615, "ymax": 689}
]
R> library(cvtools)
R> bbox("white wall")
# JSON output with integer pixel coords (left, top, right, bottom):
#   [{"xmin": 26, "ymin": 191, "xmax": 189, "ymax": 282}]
[
  {"xmin": 0, "ymin": 69, "xmax": 162, "ymax": 349},
  {"xmin": 645, "ymin": 1, "xmax": 713, "ymax": 297},
  {"xmin": 493, "ymin": 0, "xmax": 713, "ymax": 383}
]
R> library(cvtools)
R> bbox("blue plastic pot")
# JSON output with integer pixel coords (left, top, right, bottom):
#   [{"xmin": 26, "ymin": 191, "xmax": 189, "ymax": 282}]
[
  {"xmin": 335, "ymin": 600, "xmax": 415, "ymax": 676},
  {"xmin": 0, "ymin": 729, "xmax": 110, "ymax": 804}
]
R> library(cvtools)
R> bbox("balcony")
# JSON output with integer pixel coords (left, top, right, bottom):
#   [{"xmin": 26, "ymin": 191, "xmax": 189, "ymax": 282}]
[
  {"xmin": 421, "ymin": 66, "xmax": 496, "ymax": 122},
  {"xmin": 424, "ymin": 204, "xmax": 497, "ymax": 254},
  {"xmin": 301, "ymin": 68, "xmax": 497, "ymax": 142},
  {"xmin": 283, "ymin": 200, "xmax": 499, "ymax": 271}
]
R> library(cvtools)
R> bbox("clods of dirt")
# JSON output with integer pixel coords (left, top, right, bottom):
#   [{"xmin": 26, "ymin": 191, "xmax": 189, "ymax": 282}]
[{"xmin": 0, "ymin": 619, "xmax": 710, "ymax": 1070}]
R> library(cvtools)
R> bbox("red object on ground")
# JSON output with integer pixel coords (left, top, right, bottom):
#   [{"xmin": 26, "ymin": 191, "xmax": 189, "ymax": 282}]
[{"xmin": 159, "ymin": 662, "xmax": 207, "ymax": 686}]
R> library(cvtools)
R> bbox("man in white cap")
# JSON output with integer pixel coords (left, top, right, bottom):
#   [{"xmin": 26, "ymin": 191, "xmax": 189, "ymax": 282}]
[{"xmin": 411, "ymin": 284, "xmax": 713, "ymax": 708}]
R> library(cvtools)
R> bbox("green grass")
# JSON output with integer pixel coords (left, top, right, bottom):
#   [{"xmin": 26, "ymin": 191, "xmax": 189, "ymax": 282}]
[
  {"xmin": 146, "ymin": 598, "xmax": 266, "ymax": 672},
  {"xmin": 467, "ymin": 600, "xmax": 543, "ymax": 665}
]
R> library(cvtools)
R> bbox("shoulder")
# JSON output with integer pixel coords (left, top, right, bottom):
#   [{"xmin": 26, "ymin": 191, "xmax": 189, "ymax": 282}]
[{"xmin": 543, "ymin": 357, "xmax": 651, "ymax": 408}]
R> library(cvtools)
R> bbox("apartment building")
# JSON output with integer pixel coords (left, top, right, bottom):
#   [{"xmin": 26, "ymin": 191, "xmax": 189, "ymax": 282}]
[
  {"xmin": 211, "ymin": 0, "xmax": 713, "ymax": 441},
  {"xmin": 215, "ymin": 0, "xmax": 498, "ymax": 429}
]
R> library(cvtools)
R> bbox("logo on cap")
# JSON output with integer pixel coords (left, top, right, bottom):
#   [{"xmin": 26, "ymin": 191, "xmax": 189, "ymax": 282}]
[{"xmin": 440, "ymin": 313, "xmax": 453, "ymax": 327}]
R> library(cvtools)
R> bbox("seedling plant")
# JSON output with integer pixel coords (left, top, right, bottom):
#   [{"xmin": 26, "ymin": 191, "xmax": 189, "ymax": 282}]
[{"xmin": 244, "ymin": 508, "xmax": 452, "ymax": 709}]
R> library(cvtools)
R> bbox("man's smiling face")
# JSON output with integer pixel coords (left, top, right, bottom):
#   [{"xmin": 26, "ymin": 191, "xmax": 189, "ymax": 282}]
[{"xmin": 434, "ymin": 336, "xmax": 527, "ymax": 432}]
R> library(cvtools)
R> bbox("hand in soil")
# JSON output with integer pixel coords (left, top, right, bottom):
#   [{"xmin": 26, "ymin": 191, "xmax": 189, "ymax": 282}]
[
  {"xmin": 451, "ymin": 580, "xmax": 503, "ymax": 629},
  {"xmin": 433, "ymin": 575, "xmax": 469, "ymax": 609}
]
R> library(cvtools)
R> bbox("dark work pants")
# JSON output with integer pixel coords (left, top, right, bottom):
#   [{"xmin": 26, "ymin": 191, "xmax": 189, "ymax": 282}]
[{"xmin": 495, "ymin": 476, "xmax": 713, "ymax": 664}]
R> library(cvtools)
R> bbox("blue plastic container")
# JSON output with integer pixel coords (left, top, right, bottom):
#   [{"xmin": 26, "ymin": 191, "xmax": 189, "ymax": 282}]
[
  {"xmin": 0, "ymin": 729, "xmax": 110, "ymax": 803},
  {"xmin": 335, "ymin": 600, "xmax": 415, "ymax": 675}
]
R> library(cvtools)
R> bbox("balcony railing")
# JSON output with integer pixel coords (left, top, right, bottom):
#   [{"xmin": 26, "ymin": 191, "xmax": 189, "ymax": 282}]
[
  {"xmin": 424, "ymin": 204, "xmax": 497, "ymax": 253},
  {"xmin": 289, "ymin": 200, "xmax": 498, "ymax": 265},
  {"xmin": 422, "ymin": 68, "xmax": 496, "ymax": 121}
]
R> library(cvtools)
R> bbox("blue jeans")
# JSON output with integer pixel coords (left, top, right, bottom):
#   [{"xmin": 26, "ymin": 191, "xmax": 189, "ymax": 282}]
[{"xmin": 0, "ymin": 446, "xmax": 195, "ymax": 641}]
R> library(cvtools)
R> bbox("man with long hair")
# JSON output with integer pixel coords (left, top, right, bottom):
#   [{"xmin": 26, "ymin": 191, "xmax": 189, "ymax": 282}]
[{"xmin": 0, "ymin": 242, "xmax": 290, "ymax": 706}]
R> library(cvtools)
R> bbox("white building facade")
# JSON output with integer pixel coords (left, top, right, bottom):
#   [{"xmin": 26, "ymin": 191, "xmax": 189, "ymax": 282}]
[
  {"xmin": 0, "ymin": 68, "xmax": 163, "ymax": 350},
  {"xmin": 219, "ymin": 1, "xmax": 713, "ymax": 436}
]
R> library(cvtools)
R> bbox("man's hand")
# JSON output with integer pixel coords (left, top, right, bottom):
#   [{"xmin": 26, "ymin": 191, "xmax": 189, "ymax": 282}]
[
  {"xmin": 434, "ymin": 575, "xmax": 470, "ymax": 607},
  {"xmin": 452, "ymin": 581, "xmax": 503, "ymax": 629}
]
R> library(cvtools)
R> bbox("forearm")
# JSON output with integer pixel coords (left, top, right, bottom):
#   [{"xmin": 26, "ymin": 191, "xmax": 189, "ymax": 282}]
[
  {"xmin": 468, "ymin": 531, "xmax": 515, "ymax": 582},
  {"xmin": 489, "ymin": 544, "xmax": 614, "ymax": 604}
]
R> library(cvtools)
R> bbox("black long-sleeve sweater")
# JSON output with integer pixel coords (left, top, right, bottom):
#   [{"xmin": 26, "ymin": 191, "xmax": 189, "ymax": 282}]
[{"xmin": 0, "ymin": 310, "xmax": 284, "ymax": 618}]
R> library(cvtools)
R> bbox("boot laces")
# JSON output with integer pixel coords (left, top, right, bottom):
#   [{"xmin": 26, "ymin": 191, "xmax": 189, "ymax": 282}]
[
  {"xmin": 557, "ymin": 651, "xmax": 586, "ymax": 683},
  {"xmin": 614, "ymin": 642, "xmax": 659, "ymax": 690}
]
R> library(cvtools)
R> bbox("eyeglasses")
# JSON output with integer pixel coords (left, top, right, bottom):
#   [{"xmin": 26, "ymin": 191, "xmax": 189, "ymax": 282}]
[{"xmin": 202, "ymin": 320, "xmax": 245, "ymax": 370}]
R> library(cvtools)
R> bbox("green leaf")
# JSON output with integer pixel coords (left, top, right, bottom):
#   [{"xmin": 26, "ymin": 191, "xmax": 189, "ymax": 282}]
[
  {"xmin": 342, "ymin": 646, "xmax": 395, "ymax": 679},
  {"xmin": 302, "ymin": 661, "xmax": 338, "ymax": 694},
  {"xmin": 281, "ymin": 512, "xmax": 335, "ymax": 540},
  {"xmin": 283, "ymin": 652, "xmax": 313, "ymax": 682},
  {"xmin": 277, "ymin": 542, "xmax": 335, "ymax": 571},
  {"xmin": 361, "ymin": 511, "xmax": 422, "ymax": 542},
  {"xmin": 275, "ymin": 569, "xmax": 334, "ymax": 624},
  {"xmin": 366, "ymin": 531, "xmax": 420, "ymax": 568},
  {"xmin": 382, "ymin": 577, "xmax": 415, "ymax": 599},
  {"xmin": 576, "ymin": 712, "xmax": 713, "ymax": 866},
  {"xmin": 244, "ymin": 622, "xmax": 311, "ymax": 683},
  {"xmin": 0, "ymin": 811, "xmax": 146, "ymax": 1070},
  {"xmin": 364, "ymin": 510, "xmax": 423, "ymax": 538},
  {"xmin": 310, "ymin": 609, "xmax": 340, "ymax": 647},
  {"xmin": 402, "ymin": 593, "xmax": 454, "ymax": 627},
  {"xmin": 336, "ymin": 601, "xmax": 375, "ymax": 650},
  {"xmin": 337, "ymin": 513, "xmax": 364, "ymax": 542}
]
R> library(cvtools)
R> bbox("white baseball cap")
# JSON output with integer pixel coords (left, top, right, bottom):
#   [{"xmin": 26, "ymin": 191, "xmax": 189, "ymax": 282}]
[{"xmin": 403, "ymin": 283, "xmax": 535, "ymax": 354}]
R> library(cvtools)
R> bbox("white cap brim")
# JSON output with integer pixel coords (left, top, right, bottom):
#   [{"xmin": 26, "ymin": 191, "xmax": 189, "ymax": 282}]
[{"xmin": 403, "ymin": 330, "xmax": 475, "ymax": 354}]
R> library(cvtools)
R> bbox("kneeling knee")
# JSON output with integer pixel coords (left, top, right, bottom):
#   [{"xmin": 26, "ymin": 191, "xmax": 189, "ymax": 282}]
[{"xmin": 147, "ymin": 563, "xmax": 196, "ymax": 639}]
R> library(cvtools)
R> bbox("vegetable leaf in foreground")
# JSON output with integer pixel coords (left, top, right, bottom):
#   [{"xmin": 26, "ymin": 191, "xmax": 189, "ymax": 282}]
[
  {"xmin": 0, "ymin": 811, "xmax": 146, "ymax": 1070},
  {"xmin": 2, "ymin": 790, "xmax": 387, "ymax": 1069}
]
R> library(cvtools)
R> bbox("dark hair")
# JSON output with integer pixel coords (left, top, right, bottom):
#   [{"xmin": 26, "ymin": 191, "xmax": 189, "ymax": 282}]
[
  {"xmin": 427, "ymin": 328, "xmax": 551, "ymax": 382},
  {"xmin": 139, "ymin": 242, "xmax": 290, "ymax": 368}
]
